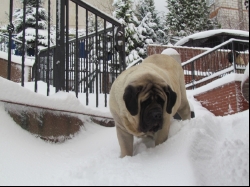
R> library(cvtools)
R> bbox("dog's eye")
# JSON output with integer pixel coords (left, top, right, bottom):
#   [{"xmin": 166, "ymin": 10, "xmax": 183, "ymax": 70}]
[
  {"xmin": 156, "ymin": 96, "xmax": 164, "ymax": 104},
  {"xmin": 142, "ymin": 98, "xmax": 152, "ymax": 106}
]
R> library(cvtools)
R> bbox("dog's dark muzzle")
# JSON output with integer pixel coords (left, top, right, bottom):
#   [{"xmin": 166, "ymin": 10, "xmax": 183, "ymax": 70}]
[
  {"xmin": 149, "ymin": 110, "xmax": 163, "ymax": 132},
  {"xmin": 140, "ymin": 108, "xmax": 163, "ymax": 133}
]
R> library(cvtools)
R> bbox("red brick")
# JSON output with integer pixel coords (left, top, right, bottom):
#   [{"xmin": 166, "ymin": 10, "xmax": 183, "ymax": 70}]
[{"xmin": 194, "ymin": 81, "xmax": 249, "ymax": 116}]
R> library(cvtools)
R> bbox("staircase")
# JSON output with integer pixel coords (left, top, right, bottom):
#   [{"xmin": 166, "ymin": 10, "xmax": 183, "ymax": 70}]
[{"xmin": 147, "ymin": 39, "xmax": 249, "ymax": 116}]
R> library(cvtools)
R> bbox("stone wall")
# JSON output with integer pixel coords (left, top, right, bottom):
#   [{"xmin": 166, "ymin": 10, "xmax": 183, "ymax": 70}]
[
  {"xmin": 3, "ymin": 101, "xmax": 114, "ymax": 143},
  {"xmin": 0, "ymin": 57, "xmax": 32, "ymax": 83}
]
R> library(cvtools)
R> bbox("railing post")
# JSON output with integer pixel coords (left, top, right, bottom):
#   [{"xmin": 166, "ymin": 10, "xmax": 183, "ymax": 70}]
[
  {"xmin": 191, "ymin": 62, "xmax": 196, "ymax": 90},
  {"xmin": 115, "ymin": 25, "xmax": 126, "ymax": 71},
  {"xmin": 65, "ymin": 0, "xmax": 69, "ymax": 93},
  {"xmin": 47, "ymin": 0, "xmax": 51, "ymax": 96},
  {"xmin": 121, "ymin": 25, "xmax": 126, "ymax": 71},
  {"xmin": 232, "ymin": 41, "xmax": 236, "ymax": 73},
  {"xmin": 34, "ymin": 0, "xmax": 39, "ymax": 92},
  {"xmin": 75, "ymin": 3, "xmax": 79, "ymax": 97},
  {"xmin": 7, "ymin": 0, "xmax": 14, "ymax": 80},
  {"xmin": 54, "ymin": 0, "xmax": 66, "ymax": 92},
  {"xmin": 21, "ymin": 0, "xmax": 26, "ymax": 87}
]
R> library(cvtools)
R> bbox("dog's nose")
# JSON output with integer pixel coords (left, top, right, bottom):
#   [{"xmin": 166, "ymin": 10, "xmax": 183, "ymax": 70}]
[{"xmin": 153, "ymin": 112, "xmax": 162, "ymax": 120}]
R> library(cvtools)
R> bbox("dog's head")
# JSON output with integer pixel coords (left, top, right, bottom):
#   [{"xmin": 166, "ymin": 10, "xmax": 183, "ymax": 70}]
[
  {"xmin": 123, "ymin": 80, "xmax": 177, "ymax": 133},
  {"xmin": 228, "ymin": 51, "xmax": 245, "ymax": 65}
]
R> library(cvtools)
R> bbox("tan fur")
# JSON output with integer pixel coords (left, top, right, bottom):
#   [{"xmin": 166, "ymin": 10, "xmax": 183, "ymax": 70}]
[
  {"xmin": 235, "ymin": 54, "xmax": 245, "ymax": 65},
  {"xmin": 109, "ymin": 54, "xmax": 191, "ymax": 158}
]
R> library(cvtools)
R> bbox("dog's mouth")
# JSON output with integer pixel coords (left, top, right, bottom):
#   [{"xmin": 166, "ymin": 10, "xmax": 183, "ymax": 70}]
[{"xmin": 139, "ymin": 109, "xmax": 163, "ymax": 133}]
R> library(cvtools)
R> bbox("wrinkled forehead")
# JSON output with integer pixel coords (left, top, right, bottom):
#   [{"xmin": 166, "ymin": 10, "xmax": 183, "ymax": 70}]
[
  {"xmin": 142, "ymin": 84, "xmax": 166, "ymax": 100},
  {"xmin": 131, "ymin": 75, "xmax": 167, "ymax": 100}
]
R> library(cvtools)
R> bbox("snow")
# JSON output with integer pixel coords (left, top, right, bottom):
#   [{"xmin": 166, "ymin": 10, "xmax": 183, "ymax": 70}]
[
  {"xmin": 242, "ymin": 62, "xmax": 249, "ymax": 89},
  {"xmin": 191, "ymin": 72, "xmax": 244, "ymax": 95},
  {"xmin": 161, "ymin": 48, "xmax": 181, "ymax": 64},
  {"xmin": 174, "ymin": 29, "xmax": 249, "ymax": 46},
  {"xmin": 0, "ymin": 70, "xmax": 249, "ymax": 185},
  {"xmin": 182, "ymin": 38, "xmax": 249, "ymax": 66},
  {"xmin": 0, "ymin": 51, "xmax": 35, "ymax": 66},
  {"xmin": 161, "ymin": 48, "xmax": 180, "ymax": 56},
  {"xmin": 153, "ymin": 0, "xmax": 168, "ymax": 14},
  {"xmin": 0, "ymin": 3, "xmax": 249, "ymax": 184}
]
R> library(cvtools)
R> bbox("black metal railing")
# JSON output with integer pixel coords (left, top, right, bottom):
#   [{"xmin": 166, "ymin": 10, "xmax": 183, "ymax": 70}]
[
  {"xmin": 6, "ymin": 0, "xmax": 126, "ymax": 108},
  {"xmin": 130, "ymin": 38, "xmax": 249, "ymax": 90},
  {"xmin": 182, "ymin": 39, "xmax": 249, "ymax": 89}
]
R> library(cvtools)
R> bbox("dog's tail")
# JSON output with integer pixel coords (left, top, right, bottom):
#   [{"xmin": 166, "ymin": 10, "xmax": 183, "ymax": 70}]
[{"xmin": 161, "ymin": 48, "xmax": 181, "ymax": 64}]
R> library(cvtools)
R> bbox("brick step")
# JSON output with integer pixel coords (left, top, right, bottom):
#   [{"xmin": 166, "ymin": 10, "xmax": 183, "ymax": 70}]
[{"xmin": 194, "ymin": 81, "xmax": 249, "ymax": 116}]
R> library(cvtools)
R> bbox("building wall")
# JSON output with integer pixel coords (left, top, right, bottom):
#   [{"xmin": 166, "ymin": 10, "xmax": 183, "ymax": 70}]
[
  {"xmin": 209, "ymin": 0, "xmax": 249, "ymax": 31},
  {"xmin": 194, "ymin": 81, "xmax": 249, "ymax": 116},
  {"xmin": 0, "ymin": 0, "xmax": 114, "ymax": 29}
]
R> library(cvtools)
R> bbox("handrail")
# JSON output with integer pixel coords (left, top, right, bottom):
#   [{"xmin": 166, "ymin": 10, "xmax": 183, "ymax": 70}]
[
  {"xmin": 0, "ymin": 33, "xmax": 28, "ymax": 46},
  {"xmin": 70, "ymin": 0, "xmax": 121, "ymax": 25},
  {"xmin": 38, "ymin": 26, "xmax": 114, "ymax": 53},
  {"xmin": 185, "ymin": 66, "xmax": 234, "ymax": 88},
  {"xmin": 5, "ymin": 0, "xmax": 126, "ymax": 109},
  {"xmin": 182, "ymin": 38, "xmax": 249, "ymax": 66},
  {"xmin": 182, "ymin": 38, "xmax": 249, "ymax": 89}
]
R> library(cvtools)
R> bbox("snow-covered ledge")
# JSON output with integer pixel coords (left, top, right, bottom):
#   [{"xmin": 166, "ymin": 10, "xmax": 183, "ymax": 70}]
[
  {"xmin": 192, "ymin": 73, "xmax": 244, "ymax": 96},
  {"xmin": 0, "ymin": 51, "xmax": 35, "ymax": 67}
]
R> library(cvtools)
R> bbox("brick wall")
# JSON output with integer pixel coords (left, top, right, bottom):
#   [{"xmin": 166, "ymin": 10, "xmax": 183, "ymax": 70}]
[
  {"xmin": 147, "ymin": 45, "xmax": 207, "ymax": 63},
  {"xmin": 148, "ymin": 45, "xmax": 249, "ymax": 116},
  {"xmin": 0, "ymin": 57, "xmax": 31, "ymax": 82},
  {"xmin": 147, "ymin": 45, "xmax": 227, "ymax": 85},
  {"xmin": 3, "ymin": 101, "xmax": 114, "ymax": 143},
  {"xmin": 4, "ymin": 102, "xmax": 83, "ymax": 143},
  {"xmin": 147, "ymin": 45, "xmax": 249, "ymax": 86},
  {"xmin": 194, "ymin": 81, "xmax": 249, "ymax": 116}
]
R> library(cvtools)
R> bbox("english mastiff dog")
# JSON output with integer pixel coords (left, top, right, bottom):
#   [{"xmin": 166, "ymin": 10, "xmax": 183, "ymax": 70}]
[{"xmin": 109, "ymin": 54, "xmax": 191, "ymax": 158}]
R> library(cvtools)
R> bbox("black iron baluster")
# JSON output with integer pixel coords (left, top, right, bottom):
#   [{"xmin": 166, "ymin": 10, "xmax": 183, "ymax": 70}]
[
  {"xmin": 35, "ymin": 0, "xmax": 39, "ymax": 92},
  {"xmin": 75, "ymin": 3, "xmax": 79, "ymax": 98},
  {"xmin": 66, "ymin": 0, "xmax": 69, "ymax": 93},
  {"xmin": 8, "ymin": 0, "xmax": 14, "ymax": 81},
  {"xmin": 21, "ymin": 0, "xmax": 26, "ymax": 87},
  {"xmin": 86, "ymin": 10, "xmax": 89, "ymax": 105},
  {"xmin": 104, "ymin": 20, "xmax": 107, "ymax": 107},
  {"xmin": 47, "ymin": 0, "xmax": 51, "ymax": 96},
  {"xmin": 95, "ymin": 14, "xmax": 99, "ymax": 107}
]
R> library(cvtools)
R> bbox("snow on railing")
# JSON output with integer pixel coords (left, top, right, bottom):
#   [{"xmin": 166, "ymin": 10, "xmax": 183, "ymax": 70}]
[
  {"xmin": 182, "ymin": 38, "xmax": 249, "ymax": 66},
  {"xmin": 182, "ymin": 38, "xmax": 249, "ymax": 89}
]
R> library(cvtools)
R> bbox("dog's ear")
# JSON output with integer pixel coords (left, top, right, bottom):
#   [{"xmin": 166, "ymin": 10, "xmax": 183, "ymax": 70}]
[
  {"xmin": 163, "ymin": 86, "xmax": 177, "ymax": 114},
  {"xmin": 123, "ymin": 85, "xmax": 142, "ymax": 116}
]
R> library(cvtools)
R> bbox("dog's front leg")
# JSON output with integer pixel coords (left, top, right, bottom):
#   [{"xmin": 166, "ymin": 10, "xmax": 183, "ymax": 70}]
[
  {"xmin": 154, "ymin": 119, "xmax": 171, "ymax": 146},
  {"xmin": 116, "ymin": 125, "xmax": 134, "ymax": 158}
]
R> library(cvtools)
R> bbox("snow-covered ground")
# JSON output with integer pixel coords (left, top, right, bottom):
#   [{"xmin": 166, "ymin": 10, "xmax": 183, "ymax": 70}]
[{"xmin": 0, "ymin": 71, "xmax": 249, "ymax": 185}]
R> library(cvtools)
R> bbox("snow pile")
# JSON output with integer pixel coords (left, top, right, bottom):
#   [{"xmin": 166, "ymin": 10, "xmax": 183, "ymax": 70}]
[
  {"xmin": 161, "ymin": 48, "xmax": 181, "ymax": 64},
  {"xmin": 0, "ymin": 73, "xmax": 249, "ymax": 186}
]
